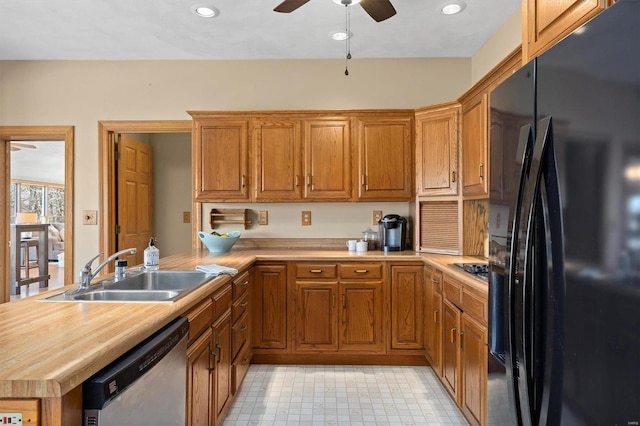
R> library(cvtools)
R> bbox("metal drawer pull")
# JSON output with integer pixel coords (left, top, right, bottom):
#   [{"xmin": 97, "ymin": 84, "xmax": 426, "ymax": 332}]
[
  {"xmin": 452, "ymin": 170, "xmax": 456, "ymax": 183},
  {"xmin": 240, "ymin": 302, "xmax": 248, "ymax": 308},
  {"xmin": 241, "ymin": 174, "xmax": 246, "ymax": 188},
  {"xmin": 332, "ymin": 294, "xmax": 336, "ymax": 309},
  {"xmin": 239, "ymin": 325, "xmax": 248, "ymax": 332},
  {"xmin": 309, "ymin": 269, "xmax": 323, "ymax": 273},
  {"xmin": 295, "ymin": 175, "xmax": 300, "ymax": 187},
  {"xmin": 450, "ymin": 327, "xmax": 457, "ymax": 344},
  {"xmin": 342, "ymin": 294, "xmax": 346, "ymax": 308},
  {"xmin": 460, "ymin": 331, "xmax": 464, "ymax": 350},
  {"xmin": 354, "ymin": 269, "xmax": 369, "ymax": 273},
  {"xmin": 240, "ymin": 280, "xmax": 248, "ymax": 287},
  {"xmin": 216, "ymin": 344, "xmax": 222, "ymax": 363},
  {"xmin": 479, "ymin": 163, "xmax": 484, "ymax": 180},
  {"xmin": 434, "ymin": 309, "xmax": 439, "ymax": 324}
]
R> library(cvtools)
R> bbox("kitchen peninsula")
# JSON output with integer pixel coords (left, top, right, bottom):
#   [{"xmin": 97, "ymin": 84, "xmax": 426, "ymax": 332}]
[{"xmin": 0, "ymin": 248, "xmax": 487, "ymax": 426}]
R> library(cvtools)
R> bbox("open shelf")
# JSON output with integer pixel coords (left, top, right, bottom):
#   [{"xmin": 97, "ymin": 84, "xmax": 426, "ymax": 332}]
[{"xmin": 209, "ymin": 208, "xmax": 251, "ymax": 229}]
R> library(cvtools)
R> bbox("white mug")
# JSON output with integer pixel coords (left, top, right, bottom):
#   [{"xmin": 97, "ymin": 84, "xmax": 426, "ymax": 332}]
[
  {"xmin": 356, "ymin": 241, "xmax": 368, "ymax": 252},
  {"xmin": 346, "ymin": 240, "xmax": 357, "ymax": 251}
]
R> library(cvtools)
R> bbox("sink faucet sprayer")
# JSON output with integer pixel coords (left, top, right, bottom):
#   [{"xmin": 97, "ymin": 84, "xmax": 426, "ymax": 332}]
[{"xmin": 66, "ymin": 248, "xmax": 137, "ymax": 295}]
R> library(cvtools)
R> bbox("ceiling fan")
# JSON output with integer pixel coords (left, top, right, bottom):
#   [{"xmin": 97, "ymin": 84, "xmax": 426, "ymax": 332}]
[
  {"xmin": 10, "ymin": 142, "xmax": 37, "ymax": 152},
  {"xmin": 274, "ymin": 0, "xmax": 397, "ymax": 22}
]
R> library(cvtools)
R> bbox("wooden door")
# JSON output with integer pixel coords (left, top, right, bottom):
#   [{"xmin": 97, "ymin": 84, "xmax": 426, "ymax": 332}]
[
  {"xmin": 425, "ymin": 268, "xmax": 443, "ymax": 373},
  {"xmin": 442, "ymin": 299, "xmax": 461, "ymax": 403},
  {"xmin": 355, "ymin": 116, "xmax": 413, "ymax": 201},
  {"xmin": 186, "ymin": 328, "xmax": 213, "ymax": 426},
  {"xmin": 461, "ymin": 94, "xmax": 488, "ymax": 197},
  {"xmin": 415, "ymin": 104, "xmax": 459, "ymax": 196},
  {"xmin": 193, "ymin": 117, "xmax": 250, "ymax": 201},
  {"xmin": 213, "ymin": 310, "xmax": 232, "ymax": 425},
  {"xmin": 524, "ymin": 0, "xmax": 606, "ymax": 61},
  {"xmin": 117, "ymin": 134, "xmax": 152, "ymax": 266},
  {"xmin": 294, "ymin": 282, "xmax": 339, "ymax": 351},
  {"xmin": 461, "ymin": 315, "xmax": 488, "ymax": 426},
  {"xmin": 254, "ymin": 118, "xmax": 302, "ymax": 201},
  {"xmin": 340, "ymin": 282, "xmax": 385, "ymax": 352},
  {"xmin": 303, "ymin": 119, "xmax": 352, "ymax": 200},
  {"xmin": 390, "ymin": 265, "xmax": 425, "ymax": 350},
  {"xmin": 252, "ymin": 264, "xmax": 288, "ymax": 349}
]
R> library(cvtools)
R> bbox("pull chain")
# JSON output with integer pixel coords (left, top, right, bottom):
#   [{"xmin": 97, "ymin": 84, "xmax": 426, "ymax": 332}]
[{"xmin": 344, "ymin": 5, "xmax": 351, "ymax": 76}]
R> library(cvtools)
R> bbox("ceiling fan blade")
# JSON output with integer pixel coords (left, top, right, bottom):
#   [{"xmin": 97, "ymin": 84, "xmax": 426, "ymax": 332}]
[
  {"xmin": 359, "ymin": 0, "xmax": 397, "ymax": 22},
  {"xmin": 11, "ymin": 146, "xmax": 20, "ymax": 152},
  {"xmin": 274, "ymin": 0, "xmax": 312, "ymax": 13},
  {"xmin": 10, "ymin": 142, "xmax": 37, "ymax": 149}
]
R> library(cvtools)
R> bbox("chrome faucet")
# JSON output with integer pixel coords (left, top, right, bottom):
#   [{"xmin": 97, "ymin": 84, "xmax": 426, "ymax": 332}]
[{"xmin": 66, "ymin": 248, "xmax": 137, "ymax": 295}]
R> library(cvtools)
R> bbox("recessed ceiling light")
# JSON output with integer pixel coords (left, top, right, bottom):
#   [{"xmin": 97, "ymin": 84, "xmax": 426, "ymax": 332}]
[
  {"xmin": 441, "ymin": 1, "xmax": 466, "ymax": 15},
  {"xmin": 331, "ymin": 31, "xmax": 353, "ymax": 41},
  {"xmin": 191, "ymin": 4, "xmax": 219, "ymax": 18},
  {"xmin": 332, "ymin": 0, "xmax": 362, "ymax": 5}
]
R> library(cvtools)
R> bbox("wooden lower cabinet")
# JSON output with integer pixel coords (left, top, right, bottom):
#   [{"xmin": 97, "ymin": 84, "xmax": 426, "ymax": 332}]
[
  {"xmin": 425, "ymin": 267, "xmax": 443, "ymax": 373},
  {"xmin": 340, "ymin": 281, "xmax": 384, "ymax": 352},
  {"xmin": 461, "ymin": 314, "xmax": 488, "ymax": 426},
  {"xmin": 390, "ymin": 265, "xmax": 425, "ymax": 350},
  {"xmin": 442, "ymin": 298, "xmax": 462, "ymax": 403},
  {"xmin": 187, "ymin": 325, "xmax": 213, "ymax": 426},
  {"xmin": 253, "ymin": 264, "xmax": 288, "ymax": 349},
  {"xmin": 294, "ymin": 282, "xmax": 339, "ymax": 351},
  {"xmin": 212, "ymin": 310, "xmax": 232, "ymax": 425}
]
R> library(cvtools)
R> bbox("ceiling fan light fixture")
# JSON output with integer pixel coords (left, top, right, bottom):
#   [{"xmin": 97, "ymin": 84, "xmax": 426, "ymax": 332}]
[
  {"xmin": 332, "ymin": 0, "xmax": 362, "ymax": 6},
  {"xmin": 440, "ymin": 1, "xmax": 466, "ymax": 15},
  {"xmin": 331, "ymin": 30, "xmax": 352, "ymax": 41},
  {"xmin": 191, "ymin": 4, "xmax": 219, "ymax": 18}
]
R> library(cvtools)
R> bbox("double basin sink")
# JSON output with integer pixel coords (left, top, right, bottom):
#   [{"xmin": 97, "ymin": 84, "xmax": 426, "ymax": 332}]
[{"xmin": 41, "ymin": 270, "xmax": 214, "ymax": 303}]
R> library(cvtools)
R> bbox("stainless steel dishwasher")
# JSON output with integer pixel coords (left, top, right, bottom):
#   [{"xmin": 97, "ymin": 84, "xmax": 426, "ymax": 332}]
[{"xmin": 83, "ymin": 317, "xmax": 189, "ymax": 426}]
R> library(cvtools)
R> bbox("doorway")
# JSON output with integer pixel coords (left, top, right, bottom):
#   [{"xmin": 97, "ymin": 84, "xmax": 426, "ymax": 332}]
[
  {"xmin": 98, "ymin": 121, "xmax": 194, "ymax": 272},
  {"xmin": 0, "ymin": 126, "xmax": 74, "ymax": 304}
]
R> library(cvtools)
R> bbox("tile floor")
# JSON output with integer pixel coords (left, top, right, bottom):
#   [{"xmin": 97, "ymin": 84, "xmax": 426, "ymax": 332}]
[{"xmin": 223, "ymin": 365, "xmax": 468, "ymax": 425}]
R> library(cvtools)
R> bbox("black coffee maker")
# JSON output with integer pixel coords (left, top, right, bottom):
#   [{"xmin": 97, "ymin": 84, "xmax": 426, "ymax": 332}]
[{"xmin": 378, "ymin": 214, "xmax": 407, "ymax": 252}]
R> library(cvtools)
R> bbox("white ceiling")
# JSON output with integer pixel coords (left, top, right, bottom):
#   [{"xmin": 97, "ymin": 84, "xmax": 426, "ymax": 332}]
[
  {"xmin": 11, "ymin": 142, "xmax": 65, "ymax": 185},
  {"xmin": 0, "ymin": 0, "xmax": 520, "ymax": 60}
]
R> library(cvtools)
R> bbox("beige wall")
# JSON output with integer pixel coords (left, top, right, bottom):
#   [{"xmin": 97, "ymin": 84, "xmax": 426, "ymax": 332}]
[
  {"xmin": 471, "ymin": 6, "xmax": 523, "ymax": 84},
  {"xmin": 0, "ymin": 58, "xmax": 471, "ymax": 277}
]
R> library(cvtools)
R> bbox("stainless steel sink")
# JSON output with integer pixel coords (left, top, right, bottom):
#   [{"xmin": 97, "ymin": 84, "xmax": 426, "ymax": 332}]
[
  {"xmin": 73, "ymin": 290, "xmax": 180, "ymax": 302},
  {"xmin": 39, "ymin": 270, "xmax": 215, "ymax": 303}
]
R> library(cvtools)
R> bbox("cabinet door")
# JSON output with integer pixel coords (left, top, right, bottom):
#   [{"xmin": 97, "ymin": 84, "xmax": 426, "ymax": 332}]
[
  {"xmin": 213, "ymin": 310, "xmax": 232, "ymax": 425},
  {"xmin": 525, "ymin": 0, "xmax": 606, "ymax": 61},
  {"xmin": 193, "ymin": 118, "xmax": 250, "ymax": 201},
  {"xmin": 425, "ymin": 268, "xmax": 443, "ymax": 373},
  {"xmin": 461, "ymin": 93, "xmax": 488, "ymax": 197},
  {"xmin": 461, "ymin": 315, "xmax": 488, "ymax": 426},
  {"xmin": 340, "ymin": 282, "xmax": 385, "ymax": 352},
  {"xmin": 303, "ymin": 119, "xmax": 352, "ymax": 200},
  {"xmin": 253, "ymin": 118, "xmax": 302, "ymax": 201},
  {"xmin": 390, "ymin": 265, "xmax": 425, "ymax": 350},
  {"xmin": 187, "ymin": 328, "xmax": 213, "ymax": 426},
  {"xmin": 294, "ymin": 282, "xmax": 339, "ymax": 351},
  {"xmin": 355, "ymin": 116, "xmax": 414, "ymax": 200},
  {"xmin": 416, "ymin": 105, "xmax": 459, "ymax": 196},
  {"xmin": 442, "ymin": 299, "xmax": 461, "ymax": 403},
  {"xmin": 252, "ymin": 264, "xmax": 288, "ymax": 349}
]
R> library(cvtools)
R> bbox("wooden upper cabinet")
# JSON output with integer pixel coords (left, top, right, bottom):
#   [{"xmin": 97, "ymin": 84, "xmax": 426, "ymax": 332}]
[
  {"xmin": 303, "ymin": 119, "xmax": 352, "ymax": 200},
  {"xmin": 355, "ymin": 115, "xmax": 414, "ymax": 201},
  {"xmin": 524, "ymin": 0, "xmax": 607, "ymax": 61},
  {"xmin": 253, "ymin": 118, "xmax": 303, "ymax": 201},
  {"xmin": 192, "ymin": 116, "xmax": 250, "ymax": 201},
  {"xmin": 461, "ymin": 93, "xmax": 488, "ymax": 198},
  {"xmin": 415, "ymin": 103, "xmax": 460, "ymax": 197}
]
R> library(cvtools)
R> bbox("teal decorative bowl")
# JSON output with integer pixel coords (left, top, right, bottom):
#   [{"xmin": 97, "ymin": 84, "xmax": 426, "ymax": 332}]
[{"xmin": 198, "ymin": 230, "xmax": 241, "ymax": 253}]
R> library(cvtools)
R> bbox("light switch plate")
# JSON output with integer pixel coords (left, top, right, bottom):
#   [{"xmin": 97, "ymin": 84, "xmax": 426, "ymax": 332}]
[
  {"xmin": 83, "ymin": 210, "xmax": 98, "ymax": 225},
  {"xmin": 183, "ymin": 211, "xmax": 191, "ymax": 223},
  {"xmin": 301, "ymin": 211, "xmax": 311, "ymax": 226},
  {"xmin": 258, "ymin": 210, "xmax": 268, "ymax": 225},
  {"xmin": 373, "ymin": 210, "xmax": 383, "ymax": 225}
]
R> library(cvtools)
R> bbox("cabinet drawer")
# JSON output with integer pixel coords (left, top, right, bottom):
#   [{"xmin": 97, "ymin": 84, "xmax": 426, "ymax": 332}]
[
  {"xmin": 232, "ymin": 312, "xmax": 250, "ymax": 360},
  {"xmin": 296, "ymin": 263, "xmax": 338, "ymax": 279},
  {"xmin": 233, "ymin": 342, "xmax": 252, "ymax": 395},
  {"xmin": 232, "ymin": 290, "xmax": 249, "ymax": 323},
  {"xmin": 462, "ymin": 288, "xmax": 488, "ymax": 324},
  {"xmin": 187, "ymin": 297, "xmax": 213, "ymax": 344},
  {"xmin": 340, "ymin": 263, "xmax": 383, "ymax": 279},
  {"xmin": 212, "ymin": 283, "xmax": 232, "ymax": 320},
  {"xmin": 232, "ymin": 270, "xmax": 250, "ymax": 299},
  {"xmin": 443, "ymin": 275, "xmax": 462, "ymax": 307}
]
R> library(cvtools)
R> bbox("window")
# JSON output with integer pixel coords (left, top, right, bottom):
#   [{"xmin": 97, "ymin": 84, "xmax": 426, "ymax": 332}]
[{"xmin": 10, "ymin": 181, "xmax": 65, "ymax": 224}]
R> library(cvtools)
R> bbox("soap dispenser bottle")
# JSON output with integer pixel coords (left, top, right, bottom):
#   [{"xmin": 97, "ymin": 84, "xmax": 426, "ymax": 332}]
[{"xmin": 144, "ymin": 237, "xmax": 159, "ymax": 270}]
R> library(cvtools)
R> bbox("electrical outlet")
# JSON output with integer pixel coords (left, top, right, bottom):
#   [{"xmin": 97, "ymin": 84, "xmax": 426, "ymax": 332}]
[
  {"xmin": 373, "ymin": 210, "xmax": 383, "ymax": 225},
  {"xmin": 0, "ymin": 413, "xmax": 22, "ymax": 424},
  {"xmin": 83, "ymin": 210, "xmax": 98, "ymax": 225},
  {"xmin": 183, "ymin": 211, "xmax": 191, "ymax": 223},
  {"xmin": 258, "ymin": 210, "xmax": 268, "ymax": 225},
  {"xmin": 301, "ymin": 211, "xmax": 311, "ymax": 226}
]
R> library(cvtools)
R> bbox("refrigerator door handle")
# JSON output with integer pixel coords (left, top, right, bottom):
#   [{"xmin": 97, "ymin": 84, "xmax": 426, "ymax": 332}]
[{"xmin": 507, "ymin": 123, "xmax": 534, "ymax": 425}]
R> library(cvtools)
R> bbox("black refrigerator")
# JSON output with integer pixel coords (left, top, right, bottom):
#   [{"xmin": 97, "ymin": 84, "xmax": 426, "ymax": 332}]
[{"xmin": 488, "ymin": 0, "xmax": 640, "ymax": 424}]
